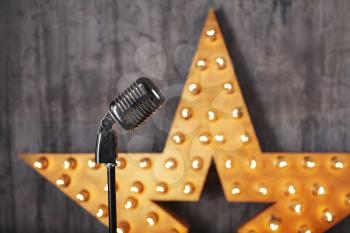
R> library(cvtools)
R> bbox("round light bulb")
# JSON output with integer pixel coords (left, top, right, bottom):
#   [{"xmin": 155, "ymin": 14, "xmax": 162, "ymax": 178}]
[
  {"xmin": 312, "ymin": 183, "xmax": 326, "ymax": 196},
  {"xmin": 322, "ymin": 209, "xmax": 334, "ymax": 222},
  {"xmin": 124, "ymin": 197, "xmax": 138, "ymax": 210},
  {"xmin": 117, "ymin": 221, "xmax": 130, "ymax": 233},
  {"xmin": 275, "ymin": 156, "xmax": 288, "ymax": 168},
  {"xmin": 215, "ymin": 57, "xmax": 226, "ymax": 69},
  {"xmin": 303, "ymin": 156, "xmax": 316, "ymax": 169},
  {"xmin": 138, "ymin": 158, "xmax": 152, "ymax": 169},
  {"xmin": 172, "ymin": 132, "xmax": 185, "ymax": 144},
  {"xmin": 76, "ymin": 190, "xmax": 89, "ymax": 202},
  {"xmin": 225, "ymin": 159, "xmax": 233, "ymax": 169},
  {"xmin": 180, "ymin": 107, "xmax": 192, "ymax": 120},
  {"xmin": 156, "ymin": 182, "xmax": 168, "ymax": 194},
  {"xmin": 188, "ymin": 83, "xmax": 201, "ymax": 95},
  {"xmin": 196, "ymin": 59, "xmax": 207, "ymax": 70},
  {"xmin": 63, "ymin": 157, "xmax": 76, "ymax": 170},
  {"xmin": 207, "ymin": 110, "xmax": 218, "ymax": 121},
  {"xmin": 199, "ymin": 133, "xmax": 211, "ymax": 144},
  {"xmin": 232, "ymin": 108, "xmax": 243, "ymax": 119},
  {"xmin": 183, "ymin": 182, "xmax": 195, "ymax": 195},
  {"xmin": 240, "ymin": 133, "xmax": 250, "ymax": 144},
  {"xmin": 205, "ymin": 28, "xmax": 216, "ymax": 40},
  {"xmin": 289, "ymin": 201, "xmax": 302, "ymax": 214},
  {"xmin": 249, "ymin": 159, "xmax": 257, "ymax": 170},
  {"xmin": 33, "ymin": 157, "xmax": 48, "ymax": 170},
  {"xmin": 191, "ymin": 157, "xmax": 203, "ymax": 171},
  {"xmin": 214, "ymin": 134, "xmax": 225, "ymax": 144},
  {"xmin": 164, "ymin": 158, "xmax": 177, "ymax": 170},
  {"xmin": 88, "ymin": 158, "xmax": 100, "ymax": 169},
  {"xmin": 56, "ymin": 174, "xmax": 70, "ymax": 187},
  {"xmin": 96, "ymin": 205, "xmax": 108, "ymax": 218},
  {"xmin": 130, "ymin": 181, "xmax": 144, "ymax": 194},
  {"xmin": 331, "ymin": 157, "xmax": 345, "ymax": 170},
  {"xmin": 285, "ymin": 184, "xmax": 297, "ymax": 195},
  {"xmin": 269, "ymin": 216, "xmax": 281, "ymax": 231},
  {"xmin": 116, "ymin": 157, "xmax": 126, "ymax": 169},
  {"xmin": 299, "ymin": 225, "xmax": 312, "ymax": 233},
  {"xmin": 258, "ymin": 184, "xmax": 268, "ymax": 196},
  {"xmin": 231, "ymin": 183, "xmax": 241, "ymax": 195},
  {"xmin": 146, "ymin": 212, "xmax": 158, "ymax": 226},
  {"xmin": 223, "ymin": 82, "xmax": 234, "ymax": 94}
]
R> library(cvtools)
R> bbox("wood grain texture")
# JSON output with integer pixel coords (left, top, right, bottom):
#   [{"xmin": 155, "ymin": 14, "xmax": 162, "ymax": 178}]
[{"xmin": 1, "ymin": 0, "xmax": 350, "ymax": 232}]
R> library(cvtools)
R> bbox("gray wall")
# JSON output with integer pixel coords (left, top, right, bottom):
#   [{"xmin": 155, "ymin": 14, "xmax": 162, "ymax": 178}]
[{"xmin": 1, "ymin": 0, "xmax": 350, "ymax": 232}]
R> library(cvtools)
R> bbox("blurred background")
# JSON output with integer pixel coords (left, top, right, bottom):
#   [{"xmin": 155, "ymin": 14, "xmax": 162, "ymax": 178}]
[{"xmin": 1, "ymin": 0, "xmax": 350, "ymax": 232}]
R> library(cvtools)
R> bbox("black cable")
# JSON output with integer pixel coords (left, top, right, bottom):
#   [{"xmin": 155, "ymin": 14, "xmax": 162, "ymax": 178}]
[{"xmin": 107, "ymin": 164, "xmax": 116, "ymax": 233}]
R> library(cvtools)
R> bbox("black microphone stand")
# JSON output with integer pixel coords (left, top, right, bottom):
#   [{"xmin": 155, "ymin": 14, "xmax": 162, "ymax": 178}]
[{"xmin": 95, "ymin": 112, "xmax": 117, "ymax": 233}]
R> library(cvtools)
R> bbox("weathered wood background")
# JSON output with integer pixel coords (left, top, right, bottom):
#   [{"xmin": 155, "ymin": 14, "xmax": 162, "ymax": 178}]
[{"xmin": 1, "ymin": 0, "xmax": 350, "ymax": 232}]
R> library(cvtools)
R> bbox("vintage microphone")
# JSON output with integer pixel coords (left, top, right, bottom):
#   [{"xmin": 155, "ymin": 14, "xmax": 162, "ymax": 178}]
[{"xmin": 95, "ymin": 77, "xmax": 165, "ymax": 233}]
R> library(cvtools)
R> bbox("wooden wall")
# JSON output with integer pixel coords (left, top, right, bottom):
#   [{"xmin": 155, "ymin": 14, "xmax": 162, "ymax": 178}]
[{"xmin": 1, "ymin": 0, "xmax": 349, "ymax": 232}]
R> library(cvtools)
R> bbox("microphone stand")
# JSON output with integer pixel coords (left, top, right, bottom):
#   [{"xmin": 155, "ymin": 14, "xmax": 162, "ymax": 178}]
[{"xmin": 95, "ymin": 112, "xmax": 117, "ymax": 233}]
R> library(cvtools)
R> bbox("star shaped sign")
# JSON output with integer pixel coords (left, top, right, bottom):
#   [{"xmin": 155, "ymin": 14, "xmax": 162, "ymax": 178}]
[{"xmin": 21, "ymin": 9, "xmax": 350, "ymax": 233}]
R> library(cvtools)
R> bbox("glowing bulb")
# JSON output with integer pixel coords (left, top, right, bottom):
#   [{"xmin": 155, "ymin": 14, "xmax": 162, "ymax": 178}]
[
  {"xmin": 258, "ymin": 184, "xmax": 268, "ymax": 196},
  {"xmin": 215, "ymin": 57, "xmax": 226, "ymax": 69},
  {"xmin": 275, "ymin": 156, "xmax": 288, "ymax": 168},
  {"xmin": 56, "ymin": 174, "xmax": 70, "ymax": 187},
  {"xmin": 225, "ymin": 159, "xmax": 233, "ymax": 169},
  {"xmin": 285, "ymin": 184, "xmax": 297, "ymax": 195},
  {"xmin": 130, "ymin": 181, "xmax": 144, "ymax": 193},
  {"xmin": 117, "ymin": 221, "xmax": 130, "ymax": 233},
  {"xmin": 240, "ymin": 133, "xmax": 250, "ymax": 144},
  {"xmin": 180, "ymin": 107, "xmax": 192, "ymax": 120},
  {"xmin": 33, "ymin": 157, "xmax": 48, "ymax": 170},
  {"xmin": 269, "ymin": 216, "xmax": 281, "ymax": 231},
  {"xmin": 183, "ymin": 182, "xmax": 195, "ymax": 195},
  {"xmin": 124, "ymin": 197, "xmax": 138, "ymax": 210},
  {"xmin": 188, "ymin": 83, "xmax": 201, "ymax": 95},
  {"xmin": 231, "ymin": 183, "xmax": 241, "ymax": 195},
  {"xmin": 172, "ymin": 132, "xmax": 185, "ymax": 144},
  {"xmin": 104, "ymin": 184, "xmax": 108, "ymax": 192},
  {"xmin": 138, "ymin": 158, "xmax": 152, "ymax": 169},
  {"xmin": 196, "ymin": 59, "xmax": 207, "ymax": 70},
  {"xmin": 96, "ymin": 205, "xmax": 108, "ymax": 218},
  {"xmin": 191, "ymin": 157, "xmax": 203, "ymax": 171},
  {"xmin": 205, "ymin": 28, "xmax": 216, "ymax": 40},
  {"xmin": 207, "ymin": 110, "xmax": 217, "ymax": 121},
  {"xmin": 88, "ymin": 158, "xmax": 100, "ymax": 169},
  {"xmin": 289, "ymin": 201, "xmax": 302, "ymax": 214},
  {"xmin": 299, "ymin": 225, "xmax": 312, "ymax": 233},
  {"xmin": 232, "ymin": 108, "xmax": 242, "ymax": 119},
  {"xmin": 312, "ymin": 183, "xmax": 326, "ymax": 196},
  {"xmin": 164, "ymin": 158, "xmax": 177, "ymax": 170},
  {"xmin": 331, "ymin": 157, "xmax": 345, "ymax": 170},
  {"xmin": 63, "ymin": 158, "xmax": 76, "ymax": 170},
  {"xmin": 214, "ymin": 134, "xmax": 225, "ymax": 143},
  {"xmin": 199, "ymin": 133, "xmax": 211, "ymax": 144},
  {"xmin": 223, "ymin": 82, "xmax": 234, "ymax": 93},
  {"xmin": 156, "ymin": 182, "xmax": 168, "ymax": 194},
  {"xmin": 116, "ymin": 157, "xmax": 126, "ymax": 169},
  {"xmin": 303, "ymin": 156, "xmax": 316, "ymax": 169},
  {"xmin": 146, "ymin": 212, "xmax": 158, "ymax": 226},
  {"xmin": 249, "ymin": 159, "xmax": 257, "ymax": 170},
  {"xmin": 322, "ymin": 209, "xmax": 334, "ymax": 222},
  {"xmin": 76, "ymin": 190, "xmax": 89, "ymax": 202}
]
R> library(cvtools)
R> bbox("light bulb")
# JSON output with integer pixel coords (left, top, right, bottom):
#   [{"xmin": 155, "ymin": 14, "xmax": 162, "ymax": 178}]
[
  {"xmin": 322, "ymin": 209, "xmax": 334, "ymax": 222},
  {"xmin": 232, "ymin": 108, "xmax": 242, "ymax": 119},
  {"xmin": 289, "ymin": 201, "xmax": 302, "ymax": 214},
  {"xmin": 156, "ymin": 182, "xmax": 168, "ymax": 194},
  {"xmin": 130, "ymin": 181, "xmax": 144, "ymax": 193},
  {"xmin": 96, "ymin": 205, "xmax": 108, "ymax": 218},
  {"xmin": 146, "ymin": 212, "xmax": 158, "ymax": 226},
  {"xmin": 124, "ymin": 197, "xmax": 138, "ymax": 210},
  {"xmin": 207, "ymin": 110, "xmax": 218, "ymax": 121},
  {"xmin": 56, "ymin": 174, "xmax": 70, "ymax": 187},
  {"xmin": 331, "ymin": 157, "xmax": 345, "ymax": 170},
  {"xmin": 223, "ymin": 82, "xmax": 234, "ymax": 94},
  {"xmin": 33, "ymin": 157, "xmax": 48, "ymax": 170},
  {"xmin": 312, "ymin": 183, "xmax": 326, "ymax": 196},
  {"xmin": 214, "ymin": 134, "xmax": 225, "ymax": 143},
  {"xmin": 205, "ymin": 28, "xmax": 216, "ymax": 40},
  {"xmin": 88, "ymin": 158, "xmax": 100, "ymax": 169},
  {"xmin": 183, "ymin": 182, "xmax": 195, "ymax": 195},
  {"xmin": 231, "ymin": 183, "xmax": 241, "ymax": 195},
  {"xmin": 63, "ymin": 158, "xmax": 76, "ymax": 170},
  {"xmin": 199, "ymin": 133, "xmax": 211, "ymax": 144},
  {"xmin": 303, "ymin": 156, "xmax": 316, "ymax": 169},
  {"xmin": 215, "ymin": 57, "xmax": 226, "ymax": 69},
  {"xmin": 138, "ymin": 158, "xmax": 152, "ymax": 169},
  {"xmin": 116, "ymin": 157, "xmax": 126, "ymax": 169},
  {"xmin": 249, "ymin": 159, "xmax": 257, "ymax": 170},
  {"xmin": 117, "ymin": 221, "xmax": 130, "ymax": 233},
  {"xmin": 285, "ymin": 184, "xmax": 297, "ymax": 195},
  {"xmin": 258, "ymin": 184, "xmax": 268, "ymax": 196},
  {"xmin": 298, "ymin": 225, "xmax": 312, "ymax": 233},
  {"xmin": 164, "ymin": 158, "xmax": 177, "ymax": 170},
  {"xmin": 196, "ymin": 59, "xmax": 207, "ymax": 70},
  {"xmin": 188, "ymin": 83, "xmax": 201, "ymax": 95},
  {"xmin": 172, "ymin": 132, "xmax": 185, "ymax": 144},
  {"xmin": 240, "ymin": 133, "xmax": 250, "ymax": 144},
  {"xmin": 225, "ymin": 159, "xmax": 233, "ymax": 169},
  {"xmin": 76, "ymin": 190, "xmax": 89, "ymax": 202},
  {"xmin": 269, "ymin": 216, "xmax": 281, "ymax": 231},
  {"xmin": 180, "ymin": 107, "xmax": 192, "ymax": 120},
  {"xmin": 275, "ymin": 156, "xmax": 288, "ymax": 168},
  {"xmin": 191, "ymin": 157, "xmax": 203, "ymax": 171}
]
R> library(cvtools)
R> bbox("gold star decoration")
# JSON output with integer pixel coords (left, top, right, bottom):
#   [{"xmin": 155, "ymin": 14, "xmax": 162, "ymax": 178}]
[{"xmin": 21, "ymin": 9, "xmax": 350, "ymax": 233}]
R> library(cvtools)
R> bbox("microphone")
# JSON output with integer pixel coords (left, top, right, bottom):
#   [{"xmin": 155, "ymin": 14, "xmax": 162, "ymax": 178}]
[
  {"xmin": 95, "ymin": 77, "xmax": 165, "ymax": 233},
  {"xmin": 109, "ymin": 77, "xmax": 165, "ymax": 131}
]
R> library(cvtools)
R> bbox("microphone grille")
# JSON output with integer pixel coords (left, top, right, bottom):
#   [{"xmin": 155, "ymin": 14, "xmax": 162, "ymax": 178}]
[{"xmin": 109, "ymin": 78, "xmax": 165, "ymax": 131}]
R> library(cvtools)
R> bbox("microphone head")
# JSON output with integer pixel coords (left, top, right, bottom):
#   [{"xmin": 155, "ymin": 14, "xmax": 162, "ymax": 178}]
[{"xmin": 109, "ymin": 77, "xmax": 165, "ymax": 131}]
